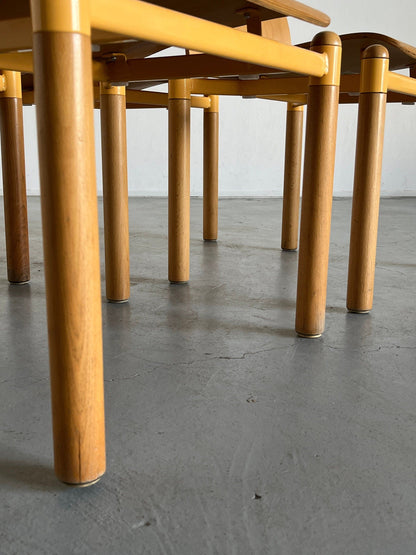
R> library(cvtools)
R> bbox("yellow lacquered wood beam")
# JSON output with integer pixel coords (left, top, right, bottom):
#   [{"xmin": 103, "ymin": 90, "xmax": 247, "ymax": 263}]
[
  {"xmin": 1, "ymin": 71, "xmax": 22, "ymax": 98},
  {"xmin": 124, "ymin": 90, "xmax": 210, "ymax": 109},
  {"xmin": 0, "ymin": 52, "xmax": 107, "ymax": 82},
  {"xmin": 257, "ymin": 93, "xmax": 307, "ymax": 104},
  {"xmin": 126, "ymin": 90, "xmax": 167, "ymax": 107},
  {"xmin": 387, "ymin": 71, "xmax": 416, "ymax": 96},
  {"xmin": 92, "ymin": 60, "xmax": 110, "ymax": 82},
  {"xmin": 192, "ymin": 96, "xmax": 211, "ymax": 109},
  {"xmin": 0, "ymin": 53, "xmax": 33, "ymax": 73},
  {"xmin": 190, "ymin": 80, "xmax": 242, "ymax": 96},
  {"xmin": 190, "ymin": 77, "xmax": 310, "ymax": 96},
  {"xmin": 23, "ymin": 87, "xmax": 211, "ymax": 110},
  {"xmin": 90, "ymin": 0, "xmax": 328, "ymax": 77}
]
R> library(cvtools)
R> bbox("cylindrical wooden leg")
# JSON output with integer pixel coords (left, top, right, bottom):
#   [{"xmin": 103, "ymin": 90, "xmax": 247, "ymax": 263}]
[
  {"xmin": 100, "ymin": 84, "xmax": 130, "ymax": 302},
  {"xmin": 281, "ymin": 103, "xmax": 304, "ymax": 251},
  {"xmin": 347, "ymin": 46, "xmax": 389, "ymax": 313},
  {"xmin": 168, "ymin": 79, "xmax": 191, "ymax": 283},
  {"xmin": 295, "ymin": 32, "xmax": 342, "ymax": 337},
  {"xmin": 0, "ymin": 71, "xmax": 30, "ymax": 283},
  {"xmin": 203, "ymin": 95, "xmax": 219, "ymax": 241},
  {"xmin": 31, "ymin": 0, "xmax": 105, "ymax": 485}
]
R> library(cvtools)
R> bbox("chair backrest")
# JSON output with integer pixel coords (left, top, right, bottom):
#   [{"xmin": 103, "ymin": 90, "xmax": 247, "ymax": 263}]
[
  {"xmin": 261, "ymin": 17, "xmax": 291, "ymax": 44},
  {"xmin": 234, "ymin": 16, "xmax": 291, "ymax": 43},
  {"xmin": 186, "ymin": 16, "xmax": 291, "ymax": 55}
]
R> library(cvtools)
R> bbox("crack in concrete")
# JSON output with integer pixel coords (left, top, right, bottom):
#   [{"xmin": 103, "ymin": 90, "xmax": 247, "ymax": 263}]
[
  {"xmin": 104, "ymin": 373, "xmax": 141, "ymax": 383},
  {"xmin": 326, "ymin": 343, "xmax": 416, "ymax": 354},
  {"xmin": 214, "ymin": 346, "xmax": 285, "ymax": 360}
]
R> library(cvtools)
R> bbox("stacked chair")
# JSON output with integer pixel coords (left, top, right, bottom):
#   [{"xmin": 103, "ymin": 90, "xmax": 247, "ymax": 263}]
[
  {"xmin": 272, "ymin": 33, "xmax": 416, "ymax": 317},
  {"xmin": 0, "ymin": 0, "xmax": 415, "ymax": 486}
]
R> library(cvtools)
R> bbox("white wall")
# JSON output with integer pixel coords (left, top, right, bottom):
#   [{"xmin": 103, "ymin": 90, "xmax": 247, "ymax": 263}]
[
  {"xmin": 289, "ymin": 0, "xmax": 416, "ymax": 197},
  {"xmin": 4, "ymin": 0, "xmax": 416, "ymax": 197}
]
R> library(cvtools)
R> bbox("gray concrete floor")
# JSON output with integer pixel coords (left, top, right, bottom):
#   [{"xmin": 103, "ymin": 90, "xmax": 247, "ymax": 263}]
[{"xmin": 0, "ymin": 197, "xmax": 415, "ymax": 554}]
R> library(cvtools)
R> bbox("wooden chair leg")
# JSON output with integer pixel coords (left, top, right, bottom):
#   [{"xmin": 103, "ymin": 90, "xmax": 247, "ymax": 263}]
[
  {"xmin": 347, "ymin": 46, "xmax": 389, "ymax": 313},
  {"xmin": 281, "ymin": 103, "xmax": 304, "ymax": 251},
  {"xmin": 100, "ymin": 84, "xmax": 130, "ymax": 302},
  {"xmin": 0, "ymin": 71, "xmax": 30, "ymax": 283},
  {"xmin": 295, "ymin": 32, "xmax": 342, "ymax": 338},
  {"xmin": 168, "ymin": 79, "xmax": 191, "ymax": 283},
  {"xmin": 203, "ymin": 95, "xmax": 219, "ymax": 241},
  {"xmin": 31, "ymin": 0, "xmax": 105, "ymax": 486}
]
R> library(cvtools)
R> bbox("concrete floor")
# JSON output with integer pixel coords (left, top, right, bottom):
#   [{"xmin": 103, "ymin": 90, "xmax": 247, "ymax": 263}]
[{"xmin": 0, "ymin": 197, "xmax": 415, "ymax": 554}]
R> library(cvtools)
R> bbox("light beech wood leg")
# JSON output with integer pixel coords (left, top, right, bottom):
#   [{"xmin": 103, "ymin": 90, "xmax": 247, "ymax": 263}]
[
  {"xmin": 168, "ymin": 79, "xmax": 191, "ymax": 283},
  {"xmin": 281, "ymin": 103, "xmax": 304, "ymax": 251},
  {"xmin": 31, "ymin": 0, "xmax": 105, "ymax": 486},
  {"xmin": 295, "ymin": 32, "xmax": 342, "ymax": 338},
  {"xmin": 0, "ymin": 71, "xmax": 30, "ymax": 283},
  {"xmin": 347, "ymin": 46, "xmax": 389, "ymax": 313},
  {"xmin": 203, "ymin": 95, "xmax": 219, "ymax": 241},
  {"xmin": 100, "ymin": 84, "xmax": 130, "ymax": 302}
]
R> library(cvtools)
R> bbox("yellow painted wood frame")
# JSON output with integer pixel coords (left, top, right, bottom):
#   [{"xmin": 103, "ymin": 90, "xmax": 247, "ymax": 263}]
[{"xmin": 0, "ymin": 0, "xmax": 347, "ymax": 487}]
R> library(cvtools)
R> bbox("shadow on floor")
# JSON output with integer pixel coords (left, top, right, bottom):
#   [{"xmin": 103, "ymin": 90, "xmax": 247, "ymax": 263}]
[{"xmin": 0, "ymin": 449, "xmax": 62, "ymax": 492}]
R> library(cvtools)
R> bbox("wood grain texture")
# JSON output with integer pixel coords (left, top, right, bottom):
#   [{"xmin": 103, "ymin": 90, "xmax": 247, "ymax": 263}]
[
  {"xmin": 108, "ymin": 54, "xmax": 291, "ymax": 84},
  {"xmin": 261, "ymin": 17, "xmax": 291, "ymax": 43},
  {"xmin": 281, "ymin": 105, "xmax": 303, "ymax": 251},
  {"xmin": 0, "ymin": 96, "xmax": 30, "ymax": 282},
  {"xmin": 168, "ymin": 83, "xmax": 190, "ymax": 283},
  {"xmin": 87, "ymin": 0, "xmax": 327, "ymax": 61},
  {"xmin": 140, "ymin": 0, "xmax": 329, "ymax": 27},
  {"xmin": 347, "ymin": 93, "xmax": 387, "ymax": 313},
  {"xmin": 1, "ymin": 0, "xmax": 329, "ymax": 27},
  {"xmin": 33, "ymin": 31, "xmax": 105, "ymax": 485},
  {"xmin": 203, "ymin": 110, "xmax": 219, "ymax": 241},
  {"xmin": 298, "ymin": 33, "xmax": 416, "ymax": 74},
  {"xmin": 1, "ymin": 0, "xmax": 318, "ymax": 53},
  {"xmin": 249, "ymin": 0, "xmax": 329, "ymax": 26},
  {"xmin": 228, "ymin": 15, "xmax": 291, "ymax": 45},
  {"xmin": 295, "ymin": 85, "xmax": 339, "ymax": 337},
  {"xmin": 100, "ymin": 92, "xmax": 130, "ymax": 302}
]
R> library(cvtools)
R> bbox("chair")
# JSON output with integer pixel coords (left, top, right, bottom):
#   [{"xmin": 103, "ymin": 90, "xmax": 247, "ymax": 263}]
[
  {"xmin": 160, "ymin": 31, "xmax": 416, "ymax": 328},
  {"xmin": 276, "ymin": 34, "xmax": 416, "ymax": 315},
  {"xmin": 345, "ymin": 41, "xmax": 416, "ymax": 314},
  {"xmin": 0, "ymin": 2, "xmax": 328, "ymax": 299},
  {"xmin": 0, "ymin": 0, "xmax": 340, "ymax": 486}
]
